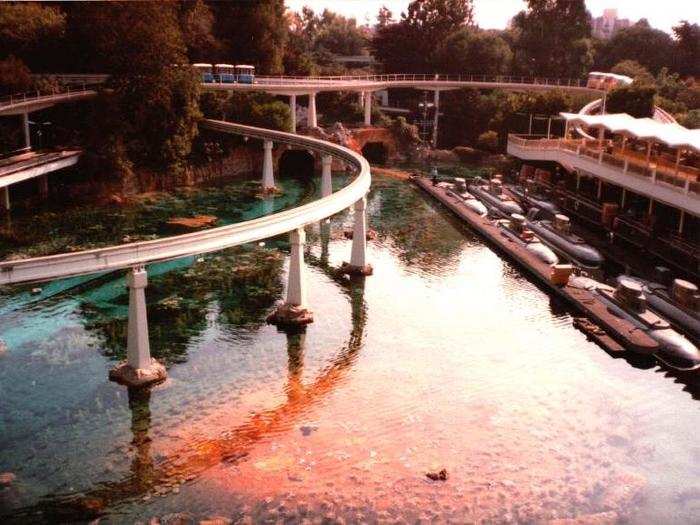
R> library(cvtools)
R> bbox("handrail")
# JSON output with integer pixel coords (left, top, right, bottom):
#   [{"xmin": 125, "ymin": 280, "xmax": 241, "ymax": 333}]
[
  {"xmin": 0, "ymin": 73, "xmax": 600, "ymax": 112},
  {"xmin": 508, "ymin": 134, "xmax": 699, "ymax": 196},
  {"xmin": 0, "ymin": 119, "xmax": 371, "ymax": 285},
  {"xmin": 0, "ymin": 84, "xmax": 100, "ymax": 111}
]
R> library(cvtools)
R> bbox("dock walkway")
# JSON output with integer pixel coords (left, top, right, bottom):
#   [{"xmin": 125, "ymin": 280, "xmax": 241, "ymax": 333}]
[{"xmin": 413, "ymin": 176, "xmax": 659, "ymax": 355}]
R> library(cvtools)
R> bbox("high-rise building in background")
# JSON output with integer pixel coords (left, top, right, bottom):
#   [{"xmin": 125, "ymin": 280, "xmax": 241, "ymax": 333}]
[
  {"xmin": 593, "ymin": 9, "xmax": 632, "ymax": 40},
  {"xmin": 592, "ymin": 9, "xmax": 632, "ymax": 39}
]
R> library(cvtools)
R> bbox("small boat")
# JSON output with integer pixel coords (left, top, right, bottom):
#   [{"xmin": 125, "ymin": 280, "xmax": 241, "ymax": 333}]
[
  {"xmin": 496, "ymin": 214, "xmax": 559, "ymax": 265},
  {"xmin": 614, "ymin": 275, "xmax": 700, "ymax": 343},
  {"xmin": 525, "ymin": 214, "xmax": 604, "ymax": 269},
  {"xmin": 505, "ymin": 182, "xmax": 561, "ymax": 219},
  {"xmin": 467, "ymin": 177, "xmax": 523, "ymax": 218},
  {"xmin": 570, "ymin": 276, "xmax": 700, "ymax": 370}
]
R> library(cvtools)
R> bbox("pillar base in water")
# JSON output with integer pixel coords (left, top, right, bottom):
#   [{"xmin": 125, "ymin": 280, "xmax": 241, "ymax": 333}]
[
  {"xmin": 339, "ymin": 262, "xmax": 374, "ymax": 276},
  {"xmin": 257, "ymin": 186, "xmax": 282, "ymax": 198},
  {"xmin": 267, "ymin": 303, "xmax": 314, "ymax": 327},
  {"xmin": 109, "ymin": 358, "xmax": 167, "ymax": 388}
]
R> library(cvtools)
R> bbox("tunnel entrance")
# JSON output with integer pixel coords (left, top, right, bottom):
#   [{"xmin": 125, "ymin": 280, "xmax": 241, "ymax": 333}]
[
  {"xmin": 279, "ymin": 149, "xmax": 315, "ymax": 179},
  {"xmin": 361, "ymin": 142, "xmax": 388, "ymax": 165}
]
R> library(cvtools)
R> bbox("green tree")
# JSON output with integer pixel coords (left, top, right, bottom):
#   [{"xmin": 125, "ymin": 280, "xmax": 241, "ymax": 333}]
[
  {"xmin": 597, "ymin": 20, "xmax": 674, "ymax": 75},
  {"xmin": 438, "ymin": 28, "xmax": 512, "ymax": 75},
  {"xmin": 85, "ymin": 2, "xmax": 200, "ymax": 184},
  {"xmin": 178, "ymin": 0, "xmax": 220, "ymax": 62},
  {"xmin": 210, "ymin": 0, "xmax": 287, "ymax": 74},
  {"xmin": 0, "ymin": 2, "xmax": 65, "ymax": 70},
  {"xmin": 0, "ymin": 55, "xmax": 33, "ymax": 94},
  {"xmin": 511, "ymin": 0, "xmax": 593, "ymax": 78},
  {"xmin": 218, "ymin": 93, "xmax": 291, "ymax": 132},
  {"xmin": 315, "ymin": 9, "xmax": 368, "ymax": 56},
  {"xmin": 679, "ymin": 109, "xmax": 700, "ymax": 129},
  {"xmin": 673, "ymin": 21, "xmax": 700, "ymax": 77},
  {"xmin": 373, "ymin": 0, "xmax": 474, "ymax": 73},
  {"xmin": 606, "ymin": 84, "xmax": 657, "ymax": 118},
  {"xmin": 610, "ymin": 60, "xmax": 654, "ymax": 85}
]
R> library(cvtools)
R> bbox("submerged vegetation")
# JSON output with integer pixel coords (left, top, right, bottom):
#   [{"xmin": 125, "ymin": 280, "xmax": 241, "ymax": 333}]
[
  {"xmin": 83, "ymin": 246, "xmax": 285, "ymax": 365},
  {"xmin": 0, "ymin": 178, "xmax": 315, "ymax": 260}
]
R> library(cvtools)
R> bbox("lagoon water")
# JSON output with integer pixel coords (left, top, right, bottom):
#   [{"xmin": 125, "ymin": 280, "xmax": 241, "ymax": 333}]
[{"xmin": 1, "ymin": 175, "xmax": 699, "ymax": 524}]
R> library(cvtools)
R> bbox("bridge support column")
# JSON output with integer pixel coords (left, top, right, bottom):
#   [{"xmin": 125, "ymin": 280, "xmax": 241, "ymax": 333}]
[
  {"xmin": 289, "ymin": 94, "xmax": 297, "ymax": 133},
  {"xmin": 321, "ymin": 154, "xmax": 332, "ymax": 197},
  {"xmin": 262, "ymin": 140, "xmax": 276, "ymax": 192},
  {"xmin": 109, "ymin": 266, "xmax": 166, "ymax": 388},
  {"xmin": 267, "ymin": 228, "xmax": 314, "ymax": 327},
  {"xmin": 307, "ymin": 93, "xmax": 317, "ymax": 128},
  {"xmin": 340, "ymin": 196, "xmax": 373, "ymax": 276},
  {"xmin": 364, "ymin": 92, "xmax": 372, "ymax": 126},
  {"xmin": 1, "ymin": 187, "xmax": 9, "ymax": 212},
  {"xmin": 22, "ymin": 113, "xmax": 30, "ymax": 151},
  {"xmin": 358, "ymin": 91, "xmax": 364, "ymax": 106},
  {"xmin": 432, "ymin": 90, "xmax": 440, "ymax": 147}
]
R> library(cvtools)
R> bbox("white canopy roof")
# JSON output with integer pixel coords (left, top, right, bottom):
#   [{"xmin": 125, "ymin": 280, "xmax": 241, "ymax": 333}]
[{"xmin": 561, "ymin": 112, "xmax": 700, "ymax": 153}]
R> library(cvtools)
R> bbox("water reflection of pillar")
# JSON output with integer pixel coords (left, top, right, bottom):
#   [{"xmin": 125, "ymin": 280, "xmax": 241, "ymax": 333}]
[
  {"xmin": 127, "ymin": 387, "xmax": 155, "ymax": 489},
  {"xmin": 285, "ymin": 331, "xmax": 306, "ymax": 401},
  {"xmin": 262, "ymin": 195, "xmax": 274, "ymax": 216},
  {"xmin": 319, "ymin": 219, "xmax": 331, "ymax": 267},
  {"xmin": 348, "ymin": 276, "xmax": 368, "ymax": 350}
]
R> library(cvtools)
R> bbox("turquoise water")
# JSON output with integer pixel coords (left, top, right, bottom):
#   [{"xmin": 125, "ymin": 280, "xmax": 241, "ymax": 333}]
[
  {"xmin": 0, "ymin": 175, "xmax": 315, "ymax": 260},
  {"xmin": 1, "ymin": 176, "xmax": 699, "ymax": 524}
]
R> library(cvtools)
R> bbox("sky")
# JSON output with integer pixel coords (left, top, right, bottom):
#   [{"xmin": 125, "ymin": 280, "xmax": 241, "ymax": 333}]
[{"xmin": 284, "ymin": 0, "xmax": 699, "ymax": 34}]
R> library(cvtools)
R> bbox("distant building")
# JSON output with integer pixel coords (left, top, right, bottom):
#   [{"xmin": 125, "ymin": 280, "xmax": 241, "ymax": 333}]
[{"xmin": 592, "ymin": 9, "xmax": 631, "ymax": 40}]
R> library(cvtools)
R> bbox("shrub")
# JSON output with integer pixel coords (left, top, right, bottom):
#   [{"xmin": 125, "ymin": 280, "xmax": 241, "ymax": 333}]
[
  {"xmin": 453, "ymin": 146, "xmax": 485, "ymax": 163},
  {"xmin": 606, "ymin": 84, "xmax": 657, "ymax": 118},
  {"xmin": 0, "ymin": 55, "xmax": 32, "ymax": 94},
  {"xmin": 477, "ymin": 130, "xmax": 499, "ymax": 152},
  {"xmin": 680, "ymin": 110, "xmax": 700, "ymax": 129}
]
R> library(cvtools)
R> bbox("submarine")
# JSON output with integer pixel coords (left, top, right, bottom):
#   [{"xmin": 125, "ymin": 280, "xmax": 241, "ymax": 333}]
[{"xmin": 525, "ymin": 213, "xmax": 604, "ymax": 270}]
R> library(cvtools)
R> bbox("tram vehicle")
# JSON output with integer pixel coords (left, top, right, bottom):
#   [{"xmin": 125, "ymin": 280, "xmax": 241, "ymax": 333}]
[
  {"xmin": 235, "ymin": 65, "xmax": 255, "ymax": 84},
  {"xmin": 586, "ymin": 72, "xmax": 633, "ymax": 91},
  {"xmin": 215, "ymin": 63, "xmax": 235, "ymax": 83},
  {"xmin": 193, "ymin": 63, "xmax": 214, "ymax": 83}
]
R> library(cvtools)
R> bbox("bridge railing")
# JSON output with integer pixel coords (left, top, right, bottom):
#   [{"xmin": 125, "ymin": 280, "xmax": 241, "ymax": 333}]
[
  {"xmin": 252, "ymin": 73, "xmax": 590, "ymax": 87},
  {"xmin": 508, "ymin": 134, "xmax": 699, "ymax": 196},
  {"xmin": 0, "ymin": 83, "xmax": 101, "ymax": 109},
  {"xmin": 0, "ymin": 120, "xmax": 371, "ymax": 285}
]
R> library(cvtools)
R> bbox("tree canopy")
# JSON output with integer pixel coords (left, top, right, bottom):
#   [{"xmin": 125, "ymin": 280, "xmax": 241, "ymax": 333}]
[
  {"xmin": 373, "ymin": 0, "xmax": 474, "ymax": 73},
  {"xmin": 596, "ymin": 20, "xmax": 675, "ymax": 75},
  {"xmin": 510, "ymin": 0, "xmax": 593, "ymax": 78}
]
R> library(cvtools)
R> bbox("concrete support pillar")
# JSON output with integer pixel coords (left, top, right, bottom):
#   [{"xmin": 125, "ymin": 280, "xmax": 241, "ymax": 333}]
[
  {"xmin": 340, "ymin": 196, "xmax": 373, "ymax": 276},
  {"xmin": 432, "ymin": 90, "xmax": 440, "ymax": 147},
  {"xmin": 307, "ymin": 93, "xmax": 317, "ymax": 128},
  {"xmin": 597, "ymin": 179, "xmax": 603, "ymax": 200},
  {"xmin": 321, "ymin": 154, "xmax": 332, "ymax": 197},
  {"xmin": 364, "ymin": 91, "xmax": 372, "ymax": 126},
  {"xmin": 38, "ymin": 175, "xmax": 48, "ymax": 199},
  {"xmin": 358, "ymin": 91, "xmax": 364, "ymax": 106},
  {"xmin": 127, "ymin": 267, "xmax": 151, "ymax": 370},
  {"xmin": 286, "ymin": 228, "xmax": 307, "ymax": 308},
  {"xmin": 350, "ymin": 197, "xmax": 368, "ymax": 267},
  {"xmin": 289, "ymin": 95, "xmax": 297, "ymax": 133},
  {"xmin": 109, "ymin": 266, "xmax": 166, "ymax": 387},
  {"xmin": 648, "ymin": 199, "xmax": 654, "ymax": 216},
  {"xmin": 621, "ymin": 188, "xmax": 627, "ymax": 209},
  {"xmin": 22, "ymin": 113, "xmax": 30, "ymax": 151},
  {"xmin": 1, "ymin": 187, "xmax": 9, "ymax": 212},
  {"xmin": 679, "ymin": 210, "xmax": 685, "ymax": 235},
  {"xmin": 262, "ymin": 140, "xmax": 275, "ymax": 191},
  {"xmin": 266, "ymin": 228, "xmax": 313, "ymax": 327}
]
